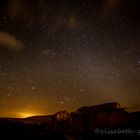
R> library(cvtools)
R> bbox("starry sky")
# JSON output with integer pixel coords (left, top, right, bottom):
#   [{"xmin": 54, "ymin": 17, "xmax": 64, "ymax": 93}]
[{"xmin": 0, "ymin": 0, "xmax": 140, "ymax": 118}]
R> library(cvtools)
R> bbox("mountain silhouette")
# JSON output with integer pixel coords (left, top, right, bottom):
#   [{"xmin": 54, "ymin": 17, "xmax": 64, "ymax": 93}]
[{"xmin": 0, "ymin": 102, "xmax": 139, "ymax": 139}]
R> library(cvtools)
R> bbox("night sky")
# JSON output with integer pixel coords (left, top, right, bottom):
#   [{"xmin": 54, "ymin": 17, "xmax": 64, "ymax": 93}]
[{"xmin": 0, "ymin": 0, "xmax": 140, "ymax": 118}]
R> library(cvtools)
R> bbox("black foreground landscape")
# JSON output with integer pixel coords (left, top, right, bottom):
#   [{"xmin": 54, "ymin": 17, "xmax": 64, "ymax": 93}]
[{"xmin": 0, "ymin": 102, "xmax": 139, "ymax": 140}]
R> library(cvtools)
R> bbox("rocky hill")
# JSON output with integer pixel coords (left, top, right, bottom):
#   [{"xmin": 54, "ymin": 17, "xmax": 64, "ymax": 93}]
[{"xmin": 0, "ymin": 102, "xmax": 139, "ymax": 139}]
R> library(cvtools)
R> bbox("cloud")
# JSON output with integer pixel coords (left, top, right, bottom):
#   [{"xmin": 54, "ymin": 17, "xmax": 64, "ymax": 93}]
[
  {"xmin": 67, "ymin": 15, "xmax": 79, "ymax": 29},
  {"xmin": 100, "ymin": 0, "xmax": 122, "ymax": 17},
  {"xmin": 0, "ymin": 32, "xmax": 22, "ymax": 51}
]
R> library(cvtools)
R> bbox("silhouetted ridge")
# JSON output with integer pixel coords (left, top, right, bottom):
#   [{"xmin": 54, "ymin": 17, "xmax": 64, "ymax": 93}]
[
  {"xmin": 77, "ymin": 102, "xmax": 122, "ymax": 112},
  {"xmin": 0, "ymin": 102, "xmax": 139, "ymax": 140}
]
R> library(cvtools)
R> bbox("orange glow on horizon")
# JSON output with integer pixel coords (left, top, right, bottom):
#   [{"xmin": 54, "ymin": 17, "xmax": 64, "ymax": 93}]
[{"xmin": 16, "ymin": 112, "xmax": 39, "ymax": 118}]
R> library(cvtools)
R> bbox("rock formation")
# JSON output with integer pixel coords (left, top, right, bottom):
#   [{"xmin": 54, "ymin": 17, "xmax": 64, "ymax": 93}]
[{"xmin": 52, "ymin": 102, "xmax": 127, "ymax": 131}]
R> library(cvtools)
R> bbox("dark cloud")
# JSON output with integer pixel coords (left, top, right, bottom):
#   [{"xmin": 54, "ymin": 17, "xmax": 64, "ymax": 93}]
[
  {"xmin": 100, "ymin": 0, "xmax": 123, "ymax": 17},
  {"xmin": 0, "ymin": 31, "xmax": 22, "ymax": 51}
]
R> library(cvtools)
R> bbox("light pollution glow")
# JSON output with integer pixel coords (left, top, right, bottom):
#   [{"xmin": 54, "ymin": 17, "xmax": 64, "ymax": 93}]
[{"xmin": 16, "ymin": 112, "xmax": 39, "ymax": 118}]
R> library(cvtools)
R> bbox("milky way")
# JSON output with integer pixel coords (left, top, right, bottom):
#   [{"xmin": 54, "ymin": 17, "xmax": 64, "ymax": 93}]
[{"xmin": 0, "ymin": 0, "xmax": 140, "ymax": 117}]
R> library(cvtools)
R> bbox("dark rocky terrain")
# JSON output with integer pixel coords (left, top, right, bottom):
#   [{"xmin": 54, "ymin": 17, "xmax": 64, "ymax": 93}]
[{"xmin": 0, "ymin": 102, "xmax": 139, "ymax": 139}]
